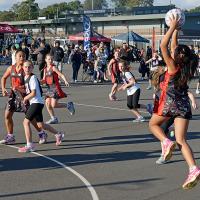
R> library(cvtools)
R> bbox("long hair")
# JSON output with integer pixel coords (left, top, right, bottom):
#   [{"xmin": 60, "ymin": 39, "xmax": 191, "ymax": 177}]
[
  {"xmin": 118, "ymin": 59, "xmax": 130, "ymax": 71},
  {"xmin": 174, "ymin": 45, "xmax": 198, "ymax": 87}
]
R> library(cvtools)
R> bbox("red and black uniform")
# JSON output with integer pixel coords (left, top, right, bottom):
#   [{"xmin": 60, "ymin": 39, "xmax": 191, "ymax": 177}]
[
  {"xmin": 153, "ymin": 69, "xmax": 192, "ymax": 119},
  {"xmin": 110, "ymin": 58, "xmax": 120, "ymax": 84},
  {"xmin": 6, "ymin": 65, "xmax": 27, "ymax": 112},
  {"xmin": 44, "ymin": 65, "xmax": 67, "ymax": 99}
]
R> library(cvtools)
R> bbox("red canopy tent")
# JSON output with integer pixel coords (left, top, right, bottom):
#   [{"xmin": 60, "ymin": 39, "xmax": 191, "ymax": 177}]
[
  {"xmin": 0, "ymin": 24, "xmax": 21, "ymax": 33},
  {"xmin": 68, "ymin": 31, "xmax": 111, "ymax": 43}
]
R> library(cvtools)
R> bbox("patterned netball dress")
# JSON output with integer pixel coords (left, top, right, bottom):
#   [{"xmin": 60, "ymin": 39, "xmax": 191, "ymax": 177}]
[
  {"xmin": 44, "ymin": 65, "xmax": 67, "ymax": 99},
  {"xmin": 153, "ymin": 69, "xmax": 192, "ymax": 119}
]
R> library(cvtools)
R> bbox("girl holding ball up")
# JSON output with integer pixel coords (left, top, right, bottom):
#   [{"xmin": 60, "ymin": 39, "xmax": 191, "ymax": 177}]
[{"xmin": 149, "ymin": 13, "xmax": 200, "ymax": 189}]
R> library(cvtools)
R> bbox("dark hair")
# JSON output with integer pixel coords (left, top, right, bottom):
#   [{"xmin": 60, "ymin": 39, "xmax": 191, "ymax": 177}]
[
  {"xmin": 118, "ymin": 59, "xmax": 130, "ymax": 70},
  {"xmin": 15, "ymin": 49, "xmax": 25, "ymax": 57},
  {"xmin": 45, "ymin": 53, "xmax": 52, "ymax": 59},
  {"xmin": 174, "ymin": 45, "xmax": 198, "ymax": 87},
  {"xmin": 55, "ymin": 41, "xmax": 60, "ymax": 45}
]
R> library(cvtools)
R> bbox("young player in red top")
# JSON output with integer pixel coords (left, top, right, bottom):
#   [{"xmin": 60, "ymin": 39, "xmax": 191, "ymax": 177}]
[
  {"xmin": 0, "ymin": 50, "xmax": 42, "ymax": 144},
  {"xmin": 42, "ymin": 54, "xmax": 75, "ymax": 124},
  {"xmin": 108, "ymin": 51, "xmax": 121, "ymax": 101}
]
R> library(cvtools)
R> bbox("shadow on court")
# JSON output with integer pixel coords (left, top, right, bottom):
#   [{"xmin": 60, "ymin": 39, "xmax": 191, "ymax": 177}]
[{"xmin": 0, "ymin": 177, "xmax": 162, "ymax": 199}]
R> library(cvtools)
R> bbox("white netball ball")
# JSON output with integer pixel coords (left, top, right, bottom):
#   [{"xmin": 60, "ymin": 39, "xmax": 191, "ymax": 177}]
[{"xmin": 165, "ymin": 8, "xmax": 185, "ymax": 27}]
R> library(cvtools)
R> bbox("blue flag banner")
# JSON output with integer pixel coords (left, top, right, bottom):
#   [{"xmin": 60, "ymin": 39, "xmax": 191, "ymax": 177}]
[{"xmin": 83, "ymin": 15, "xmax": 92, "ymax": 51}]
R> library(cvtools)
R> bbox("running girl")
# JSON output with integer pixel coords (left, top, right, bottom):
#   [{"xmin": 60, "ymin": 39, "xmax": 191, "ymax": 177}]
[
  {"xmin": 0, "ymin": 50, "xmax": 41, "ymax": 144},
  {"xmin": 118, "ymin": 60, "xmax": 147, "ymax": 122},
  {"xmin": 42, "ymin": 54, "xmax": 75, "ymax": 124},
  {"xmin": 149, "ymin": 15, "xmax": 200, "ymax": 189},
  {"xmin": 108, "ymin": 51, "xmax": 120, "ymax": 101},
  {"xmin": 18, "ymin": 61, "xmax": 65, "ymax": 153}
]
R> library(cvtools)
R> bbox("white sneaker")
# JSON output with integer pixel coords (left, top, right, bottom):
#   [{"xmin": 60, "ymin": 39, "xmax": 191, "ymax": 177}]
[
  {"xmin": 196, "ymin": 89, "xmax": 200, "ymax": 94},
  {"xmin": 156, "ymin": 155, "xmax": 167, "ymax": 165},
  {"xmin": 146, "ymin": 86, "xmax": 152, "ymax": 90},
  {"xmin": 46, "ymin": 117, "xmax": 59, "ymax": 124},
  {"xmin": 38, "ymin": 132, "xmax": 48, "ymax": 144},
  {"xmin": 132, "ymin": 117, "xmax": 145, "ymax": 123}
]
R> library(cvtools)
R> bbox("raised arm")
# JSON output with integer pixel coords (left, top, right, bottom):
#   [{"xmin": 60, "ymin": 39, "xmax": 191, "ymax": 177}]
[
  {"xmin": 160, "ymin": 14, "xmax": 179, "ymax": 73},
  {"xmin": 170, "ymin": 29, "xmax": 179, "ymax": 57}
]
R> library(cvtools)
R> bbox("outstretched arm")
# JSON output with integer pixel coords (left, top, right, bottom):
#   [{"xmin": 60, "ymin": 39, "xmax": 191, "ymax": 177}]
[{"xmin": 53, "ymin": 66, "xmax": 69, "ymax": 87}]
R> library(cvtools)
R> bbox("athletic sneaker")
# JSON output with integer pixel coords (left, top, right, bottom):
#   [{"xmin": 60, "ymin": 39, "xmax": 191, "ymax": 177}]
[
  {"xmin": 109, "ymin": 93, "xmax": 115, "ymax": 101},
  {"xmin": 0, "ymin": 134, "xmax": 15, "ymax": 144},
  {"xmin": 196, "ymin": 89, "xmax": 200, "ymax": 94},
  {"xmin": 55, "ymin": 131, "xmax": 65, "ymax": 146},
  {"xmin": 182, "ymin": 167, "xmax": 200, "ymax": 189},
  {"xmin": 146, "ymin": 86, "xmax": 152, "ymax": 90},
  {"xmin": 146, "ymin": 103, "xmax": 154, "ymax": 115},
  {"xmin": 112, "ymin": 95, "xmax": 119, "ymax": 101},
  {"xmin": 18, "ymin": 144, "xmax": 35, "ymax": 153},
  {"xmin": 132, "ymin": 116, "xmax": 146, "ymax": 123},
  {"xmin": 38, "ymin": 132, "xmax": 48, "ymax": 144},
  {"xmin": 46, "ymin": 117, "xmax": 59, "ymax": 124},
  {"xmin": 67, "ymin": 102, "xmax": 75, "ymax": 115},
  {"xmin": 156, "ymin": 155, "xmax": 167, "ymax": 165},
  {"xmin": 161, "ymin": 138, "xmax": 176, "ymax": 161}
]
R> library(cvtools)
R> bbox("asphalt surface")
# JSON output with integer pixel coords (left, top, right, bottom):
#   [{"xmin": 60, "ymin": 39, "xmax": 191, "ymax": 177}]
[{"xmin": 0, "ymin": 63, "xmax": 200, "ymax": 200}]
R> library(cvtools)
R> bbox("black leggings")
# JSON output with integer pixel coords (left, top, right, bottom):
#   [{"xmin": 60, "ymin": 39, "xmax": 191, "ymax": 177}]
[{"xmin": 127, "ymin": 89, "xmax": 141, "ymax": 109}]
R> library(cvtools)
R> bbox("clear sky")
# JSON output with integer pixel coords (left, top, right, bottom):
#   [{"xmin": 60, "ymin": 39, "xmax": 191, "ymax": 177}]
[{"xmin": 0, "ymin": 0, "xmax": 199, "ymax": 11}]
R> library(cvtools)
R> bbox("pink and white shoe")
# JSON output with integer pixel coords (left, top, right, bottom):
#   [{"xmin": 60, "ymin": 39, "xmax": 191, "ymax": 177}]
[
  {"xmin": 55, "ymin": 132, "xmax": 65, "ymax": 146},
  {"xmin": 161, "ymin": 138, "xmax": 176, "ymax": 161},
  {"xmin": 182, "ymin": 167, "xmax": 200, "ymax": 189},
  {"xmin": 18, "ymin": 144, "xmax": 35, "ymax": 153}
]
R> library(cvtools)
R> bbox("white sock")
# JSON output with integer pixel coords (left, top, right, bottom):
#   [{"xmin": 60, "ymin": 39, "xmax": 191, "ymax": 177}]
[
  {"xmin": 189, "ymin": 165, "xmax": 197, "ymax": 172},
  {"xmin": 27, "ymin": 142, "xmax": 33, "ymax": 147},
  {"xmin": 7, "ymin": 133, "xmax": 13, "ymax": 137}
]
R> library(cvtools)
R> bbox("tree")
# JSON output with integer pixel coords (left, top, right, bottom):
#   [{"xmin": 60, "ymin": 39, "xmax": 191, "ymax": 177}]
[
  {"xmin": 0, "ymin": 11, "xmax": 15, "ymax": 22},
  {"xmin": 68, "ymin": 0, "xmax": 83, "ymax": 11},
  {"xmin": 83, "ymin": 0, "xmax": 108, "ymax": 10},
  {"xmin": 40, "ymin": 1, "xmax": 83, "ymax": 19},
  {"xmin": 111, "ymin": 0, "xmax": 153, "ymax": 8},
  {"xmin": 11, "ymin": 0, "xmax": 39, "ymax": 21},
  {"xmin": 189, "ymin": 6, "xmax": 200, "ymax": 12}
]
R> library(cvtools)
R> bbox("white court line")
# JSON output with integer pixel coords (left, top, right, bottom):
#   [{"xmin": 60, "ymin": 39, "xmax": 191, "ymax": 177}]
[
  {"xmin": 6, "ymin": 145, "xmax": 99, "ymax": 200},
  {"xmin": 74, "ymin": 103, "xmax": 149, "ymax": 114}
]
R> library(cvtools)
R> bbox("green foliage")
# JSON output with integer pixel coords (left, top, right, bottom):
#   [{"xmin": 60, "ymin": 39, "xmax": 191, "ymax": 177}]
[
  {"xmin": 0, "ymin": 11, "xmax": 15, "ymax": 22},
  {"xmin": 189, "ymin": 6, "xmax": 200, "ymax": 12},
  {"xmin": 11, "ymin": 0, "xmax": 39, "ymax": 21},
  {"xmin": 40, "ymin": 1, "xmax": 82, "ymax": 19},
  {"xmin": 83, "ymin": 0, "xmax": 108, "ymax": 10},
  {"xmin": 112, "ymin": 0, "xmax": 153, "ymax": 8}
]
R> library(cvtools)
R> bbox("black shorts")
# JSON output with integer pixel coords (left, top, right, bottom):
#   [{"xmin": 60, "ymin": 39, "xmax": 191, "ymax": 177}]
[
  {"xmin": 127, "ymin": 89, "xmax": 141, "ymax": 109},
  {"xmin": 25, "ymin": 103, "xmax": 44, "ymax": 122}
]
